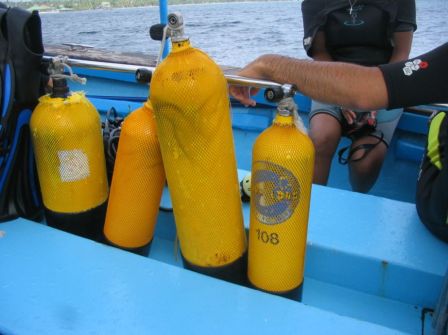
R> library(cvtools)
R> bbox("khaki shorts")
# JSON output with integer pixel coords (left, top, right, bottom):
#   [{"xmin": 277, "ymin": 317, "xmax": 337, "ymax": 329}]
[{"xmin": 309, "ymin": 101, "xmax": 403, "ymax": 146}]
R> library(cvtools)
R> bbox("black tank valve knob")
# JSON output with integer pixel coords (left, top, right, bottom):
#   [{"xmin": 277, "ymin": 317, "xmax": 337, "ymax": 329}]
[
  {"xmin": 135, "ymin": 68, "xmax": 152, "ymax": 84},
  {"xmin": 264, "ymin": 87, "xmax": 284, "ymax": 102},
  {"xmin": 149, "ymin": 23, "xmax": 166, "ymax": 41}
]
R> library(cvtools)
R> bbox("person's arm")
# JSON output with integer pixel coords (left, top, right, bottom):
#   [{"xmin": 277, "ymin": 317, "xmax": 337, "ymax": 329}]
[
  {"xmin": 309, "ymin": 31, "xmax": 333, "ymax": 61},
  {"xmin": 309, "ymin": 31, "xmax": 362, "ymax": 123},
  {"xmin": 389, "ymin": 31, "xmax": 413, "ymax": 63},
  {"xmin": 229, "ymin": 54, "xmax": 389, "ymax": 111}
]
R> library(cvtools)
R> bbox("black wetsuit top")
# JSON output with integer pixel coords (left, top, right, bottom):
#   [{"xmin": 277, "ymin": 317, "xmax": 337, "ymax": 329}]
[
  {"xmin": 379, "ymin": 43, "xmax": 448, "ymax": 108},
  {"xmin": 302, "ymin": 0, "xmax": 417, "ymax": 65}
]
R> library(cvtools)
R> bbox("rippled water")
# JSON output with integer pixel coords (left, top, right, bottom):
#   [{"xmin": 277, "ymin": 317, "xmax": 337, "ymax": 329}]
[{"xmin": 41, "ymin": 0, "xmax": 447, "ymax": 67}]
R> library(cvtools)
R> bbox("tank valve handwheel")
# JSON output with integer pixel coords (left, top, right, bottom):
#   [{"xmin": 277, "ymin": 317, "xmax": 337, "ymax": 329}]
[
  {"xmin": 135, "ymin": 68, "xmax": 152, "ymax": 84},
  {"xmin": 149, "ymin": 23, "xmax": 166, "ymax": 41},
  {"xmin": 265, "ymin": 87, "xmax": 284, "ymax": 102}
]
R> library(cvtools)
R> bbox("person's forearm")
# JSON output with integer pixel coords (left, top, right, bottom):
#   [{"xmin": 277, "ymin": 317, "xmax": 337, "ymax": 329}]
[
  {"xmin": 310, "ymin": 31, "xmax": 334, "ymax": 62},
  {"xmin": 251, "ymin": 54, "xmax": 389, "ymax": 110},
  {"xmin": 389, "ymin": 31, "xmax": 413, "ymax": 63}
]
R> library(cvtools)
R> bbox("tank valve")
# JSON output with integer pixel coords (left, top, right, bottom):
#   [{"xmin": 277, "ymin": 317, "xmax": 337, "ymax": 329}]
[
  {"xmin": 149, "ymin": 13, "xmax": 186, "ymax": 43},
  {"xmin": 167, "ymin": 13, "xmax": 183, "ymax": 29},
  {"xmin": 265, "ymin": 84, "xmax": 296, "ymax": 103},
  {"xmin": 265, "ymin": 87, "xmax": 284, "ymax": 102}
]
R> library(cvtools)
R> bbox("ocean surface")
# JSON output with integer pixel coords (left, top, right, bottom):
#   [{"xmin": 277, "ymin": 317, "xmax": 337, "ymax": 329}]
[{"xmin": 41, "ymin": 0, "xmax": 447, "ymax": 67}]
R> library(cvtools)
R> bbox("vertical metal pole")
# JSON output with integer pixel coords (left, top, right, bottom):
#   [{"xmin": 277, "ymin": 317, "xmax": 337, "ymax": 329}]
[{"xmin": 159, "ymin": 0, "xmax": 169, "ymax": 58}]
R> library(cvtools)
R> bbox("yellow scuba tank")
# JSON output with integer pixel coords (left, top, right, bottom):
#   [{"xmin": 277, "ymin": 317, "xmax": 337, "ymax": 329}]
[
  {"xmin": 103, "ymin": 101, "xmax": 165, "ymax": 255},
  {"xmin": 150, "ymin": 13, "xmax": 247, "ymax": 282},
  {"xmin": 248, "ymin": 97, "xmax": 314, "ymax": 300},
  {"xmin": 30, "ymin": 77, "xmax": 108, "ymax": 240}
]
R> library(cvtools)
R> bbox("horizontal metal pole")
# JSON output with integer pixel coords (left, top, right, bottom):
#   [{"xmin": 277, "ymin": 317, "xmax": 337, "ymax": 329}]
[
  {"xmin": 225, "ymin": 74, "xmax": 282, "ymax": 89},
  {"xmin": 43, "ymin": 55, "xmax": 284, "ymax": 89},
  {"xmin": 43, "ymin": 56, "xmax": 155, "ymax": 74}
]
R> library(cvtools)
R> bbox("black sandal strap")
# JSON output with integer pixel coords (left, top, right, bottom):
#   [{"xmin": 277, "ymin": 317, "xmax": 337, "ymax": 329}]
[{"xmin": 338, "ymin": 132, "xmax": 384, "ymax": 165}]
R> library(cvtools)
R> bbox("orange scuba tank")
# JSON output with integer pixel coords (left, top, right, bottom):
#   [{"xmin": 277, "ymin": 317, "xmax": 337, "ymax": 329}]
[
  {"xmin": 150, "ymin": 13, "xmax": 247, "ymax": 282},
  {"xmin": 248, "ymin": 97, "xmax": 315, "ymax": 300},
  {"xmin": 30, "ymin": 77, "xmax": 108, "ymax": 240},
  {"xmin": 103, "ymin": 100, "xmax": 165, "ymax": 255}
]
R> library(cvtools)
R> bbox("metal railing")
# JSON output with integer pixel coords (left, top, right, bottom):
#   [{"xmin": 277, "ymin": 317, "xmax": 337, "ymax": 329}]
[{"xmin": 42, "ymin": 55, "xmax": 290, "ymax": 91}]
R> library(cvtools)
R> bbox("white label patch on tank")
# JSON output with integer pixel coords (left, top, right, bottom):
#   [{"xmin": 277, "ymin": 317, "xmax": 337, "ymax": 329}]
[{"xmin": 58, "ymin": 149, "xmax": 90, "ymax": 182}]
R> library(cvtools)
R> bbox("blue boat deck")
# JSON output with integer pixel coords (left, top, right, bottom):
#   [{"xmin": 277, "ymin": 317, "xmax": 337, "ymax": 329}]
[
  {"xmin": 4, "ymin": 67, "xmax": 442, "ymax": 334},
  {"xmin": 1, "ymin": 173, "xmax": 447, "ymax": 334}
]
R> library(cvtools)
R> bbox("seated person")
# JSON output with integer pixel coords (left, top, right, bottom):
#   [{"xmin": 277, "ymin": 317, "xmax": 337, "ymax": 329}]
[{"xmin": 302, "ymin": 0, "xmax": 416, "ymax": 192}]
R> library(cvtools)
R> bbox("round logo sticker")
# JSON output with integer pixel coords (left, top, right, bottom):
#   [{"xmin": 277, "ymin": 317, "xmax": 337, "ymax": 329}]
[{"xmin": 253, "ymin": 161, "xmax": 300, "ymax": 225}]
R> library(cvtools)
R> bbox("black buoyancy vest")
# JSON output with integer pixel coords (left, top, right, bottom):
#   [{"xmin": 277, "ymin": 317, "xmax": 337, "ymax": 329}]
[
  {"xmin": 0, "ymin": 6, "xmax": 11, "ymax": 139},
  {"xmin": 0, "ymin": 4, "xmax": 44, "ymax": 222},
  {"xmin": 7, "ymin": 7, "xmax": 44, "ymax": 110}
]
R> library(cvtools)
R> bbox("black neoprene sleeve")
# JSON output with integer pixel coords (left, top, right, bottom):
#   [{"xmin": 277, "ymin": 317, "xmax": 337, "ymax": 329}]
[{"xmin": 379, "ymin": 43, "xmax": 448, "ymax": 109}]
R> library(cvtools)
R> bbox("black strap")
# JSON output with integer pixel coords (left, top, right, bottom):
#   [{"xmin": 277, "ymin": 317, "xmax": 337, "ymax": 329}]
[{"xmin": 338, "ymin": 132, "xmax": 384, "ymax": 165}]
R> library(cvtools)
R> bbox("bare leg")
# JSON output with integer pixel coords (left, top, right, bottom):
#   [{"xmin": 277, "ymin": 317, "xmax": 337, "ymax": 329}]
[
  {"xmin": 348, "ymin": 136, "xmax": 388, "ymax": 193},
  {"xmin": 309, "ymin": 113, "xmax": 342, "ymax": 185}
]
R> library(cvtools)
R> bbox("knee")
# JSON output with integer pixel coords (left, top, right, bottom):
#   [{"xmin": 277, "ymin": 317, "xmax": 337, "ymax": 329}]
[
  {"xmin": 349, "ymin": 139, "xmax": 388, "ymax": 172},
  {"xmin": 310, "ymin": 132, "xmax": 339, "ymax": 158},
  {"xmin": 349, "ymin": 159, "xmax": 379, "ymax": 193},
  {"xmin": 348, "ymin": 145, "xmax": 387, "ymax": 193},
  {"xmin": 349, "ymin": 150, "xmax": 385, "ymax": 177}
]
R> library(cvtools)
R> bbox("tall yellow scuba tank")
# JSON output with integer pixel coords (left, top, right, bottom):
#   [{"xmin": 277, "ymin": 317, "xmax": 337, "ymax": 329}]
[
  {"xmin": 30, "ymin": 77, "xmax": 108, "ymax": 240},
  {"xmin": 248, "ymin": 97, "xmax": 314, "ymax": 300},
  {"xmin": 103, "ymin": 101, "xmax": 165, "ymax": 255},
  {"xmin": 150, "ymin": 13, "xmax": 247, "ymax": 282}
]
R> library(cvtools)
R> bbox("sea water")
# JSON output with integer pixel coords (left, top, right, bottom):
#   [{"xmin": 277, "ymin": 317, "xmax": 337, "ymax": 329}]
[{"xmin": 41, "ymin": 0, "xmax": 447, "ymax": 68}]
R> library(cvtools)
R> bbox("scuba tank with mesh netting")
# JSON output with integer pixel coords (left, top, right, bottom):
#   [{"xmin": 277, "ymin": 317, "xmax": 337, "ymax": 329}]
[
  {"xmin": 103, "ymin": 100, "xmax": 165, "ymax": 255},
  {"xmin": 248, "ymin": 95, "xmax": 314, "ymax": 300},
  {"xmin": 150, "ymin": 13, "xmax": 247, "ymax": 283},
  {"xmin": 30, "ymin": 66, "xmax": 108, "ymax": 241}
]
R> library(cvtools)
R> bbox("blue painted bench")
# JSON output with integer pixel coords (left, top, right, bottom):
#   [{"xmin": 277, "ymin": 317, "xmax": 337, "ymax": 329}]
[
  {"xmin": 155, "ymin": 173, "xmax": 448, "ymax": 334},
  {"xmin": 0, "ymin": 218, "xmax": 409, "ymax": 335},
  {"xmin": 2, "ymin": 178, "xmax": 447, "ymax": 334}
]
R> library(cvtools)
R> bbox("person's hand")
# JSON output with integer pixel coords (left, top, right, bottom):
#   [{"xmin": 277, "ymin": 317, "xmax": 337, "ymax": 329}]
[
  {"xmin": 341, "ymin": 109, "xmax": 377, "ymax": 125},
  {"xmin": 228, "ymin": 57, "xmax": 265, "ymax": 107},
  {"xmin": 341, "ymin": 108, "xmax": 357, "ymax": 125},
  {"xmin": 229, "ymin": 85, "xmax": 259, "ymax": 107}
]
